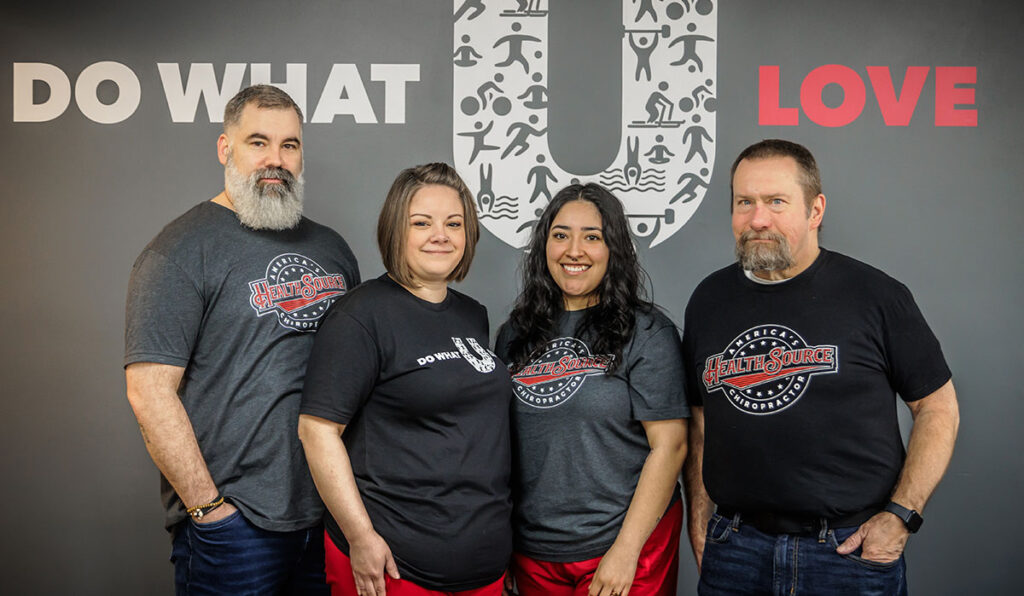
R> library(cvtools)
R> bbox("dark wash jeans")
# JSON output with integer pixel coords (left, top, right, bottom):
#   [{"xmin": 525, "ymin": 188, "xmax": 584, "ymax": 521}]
[
  {"xmin": 170, "ymin": 510, "xmax": 328, "ymax": 595},
  {"xmin": 698, "ymin": 513, "xmax": 907, "ymax": 596}
]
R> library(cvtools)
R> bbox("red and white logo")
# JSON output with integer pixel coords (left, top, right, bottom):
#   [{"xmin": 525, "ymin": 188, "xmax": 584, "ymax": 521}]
[
  {"xmin": 248, "ymin": 253, "xmax": 348, "ymax": 331},
  {"xmin": 702, "ymin": 324, "xmax": 838, "ymax": 415},
  {"xmin": 512, "ymin": 337, "xmax": 612, "ymax": 408}
]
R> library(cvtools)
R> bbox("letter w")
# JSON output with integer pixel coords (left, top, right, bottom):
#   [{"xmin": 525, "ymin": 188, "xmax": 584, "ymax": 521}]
[{"xmin": 158, "ymin": 63, "xmax": 247, "ymax": 123}]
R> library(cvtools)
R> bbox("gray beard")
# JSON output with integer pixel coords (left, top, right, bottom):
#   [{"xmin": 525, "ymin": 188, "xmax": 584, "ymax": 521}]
[
  {"xmin": 224, "ymin": 155, "xmax": 304, "ymax": 231},
  {"xmin": 735, "ymin": 230, "xmax": 795, "ymax": 272}
]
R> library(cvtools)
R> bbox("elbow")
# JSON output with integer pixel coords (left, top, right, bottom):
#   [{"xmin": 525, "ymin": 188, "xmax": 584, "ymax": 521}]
[
  {"xmin": 652, "ymin": 435, "xmax": 688, "ymax": 468},
  {"xmin": 297, "ymin": 414, "xmax": 345, "ymax": 449},
  {"xmin": 949, "ymin": 401, "xmax": 961, "ymax": 440},
  {"xmin": 297, "ymin": 414, "xmax": 315, "ymax": 446}
]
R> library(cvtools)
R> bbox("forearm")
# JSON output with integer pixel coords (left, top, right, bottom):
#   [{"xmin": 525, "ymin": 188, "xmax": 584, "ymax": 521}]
[
  {"xmin": 297, "ymin": 415, "xmax": 376, "ymax": 542},
  {"xmin": 682, "ymin": 409, "xmax": 713, "ymax": 534},
  {"xmin": 891, "ymin": 380, "xmax": 959, "ymax": 512},
  {"xmin": 125, "ymin": 364, "xmax": 218, "ymax": 508},
  {"xmin": 611, "ymin": 432, "xmax": 687, "ymax": 556}
]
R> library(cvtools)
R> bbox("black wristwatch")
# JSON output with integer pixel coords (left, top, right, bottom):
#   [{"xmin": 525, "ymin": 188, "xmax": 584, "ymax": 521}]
[{"xmin": 884, "ymin": 501, "xmax": 923, "ymax": 533}]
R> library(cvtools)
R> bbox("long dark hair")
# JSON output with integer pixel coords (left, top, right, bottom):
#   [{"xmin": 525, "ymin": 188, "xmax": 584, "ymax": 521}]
[{"xmin": 504, "ymin": 183, "xmax": 651, "ymax": 374}]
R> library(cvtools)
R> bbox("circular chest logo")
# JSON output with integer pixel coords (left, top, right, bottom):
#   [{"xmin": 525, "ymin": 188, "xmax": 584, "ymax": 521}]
[
  {"xmin": 701, "ymin": 324, "xmax": 839, "ymax": 415},
  {"xmin": 248, "ymin": 253, "xmax": 349, "ymax": 332},
  {"xmin": 512, "ymin": 337, "xmax": 611, "ymax": 408}
]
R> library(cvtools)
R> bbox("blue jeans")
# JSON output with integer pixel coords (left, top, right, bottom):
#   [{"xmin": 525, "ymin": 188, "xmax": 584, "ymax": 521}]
[
  {"xmin": 698, "ymin": 513, "xmax": 907, "ymax": 596},
  {"xmin": 171, "ymin": 510, "xmax": 328, "ymax": 595}
]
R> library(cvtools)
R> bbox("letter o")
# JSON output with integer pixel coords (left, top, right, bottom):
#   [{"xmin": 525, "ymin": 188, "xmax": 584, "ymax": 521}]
[
  {"xmin": 800, "ymin": 64, "xmax": 866, "ymax": 127},
  {"xmin": 75, "ymin": 61, "xmax": 141, "ymax": 124}
]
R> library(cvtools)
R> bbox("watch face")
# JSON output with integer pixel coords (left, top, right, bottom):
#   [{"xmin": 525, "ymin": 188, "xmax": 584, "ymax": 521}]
[{"xmin": 907, "ymin": 511, "xmax": 924, "ymax": 532}]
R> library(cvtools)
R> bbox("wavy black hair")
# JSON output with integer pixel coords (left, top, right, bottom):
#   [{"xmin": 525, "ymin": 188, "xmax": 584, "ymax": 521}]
[{"xmin": 504, "ymin": 183, "xmax": 652, "ymax": 374}]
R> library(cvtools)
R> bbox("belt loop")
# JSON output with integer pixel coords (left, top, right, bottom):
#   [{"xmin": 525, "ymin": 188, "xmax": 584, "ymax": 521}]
[
  {"xmin": 730, "ymin": 512, "xmax": 741, "ymax": 532},
  {"xmin": 817, "ymin": 518, "xmax": 828, "ymax": 542}
]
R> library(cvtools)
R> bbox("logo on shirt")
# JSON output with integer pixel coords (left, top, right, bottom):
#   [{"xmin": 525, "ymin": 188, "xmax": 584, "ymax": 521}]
[
  {"xmin": 248, "ymin": 253, "xmax": 348, "ymax": 331},
  {"xmin": 702, "ymin": 325, "xmax": 838, "ymax": 415},
  {"xmin": 415, "ymin": 337, "xmax": 497, "ymax": 373},
  {"xmin": 512, "ymin": 337, "xmax": 612, "ymax": 408}
]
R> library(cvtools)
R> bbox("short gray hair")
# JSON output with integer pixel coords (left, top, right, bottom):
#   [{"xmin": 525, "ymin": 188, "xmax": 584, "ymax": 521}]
[{"xmin": 223, "ymin": 85, "xmax": 303, "ymax": 130}]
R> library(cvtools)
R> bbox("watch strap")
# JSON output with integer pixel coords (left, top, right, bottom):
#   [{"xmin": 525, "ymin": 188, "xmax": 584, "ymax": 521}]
[{"xmin": 884, "ymin": 501, "xmax": 923, "ymax": 533}]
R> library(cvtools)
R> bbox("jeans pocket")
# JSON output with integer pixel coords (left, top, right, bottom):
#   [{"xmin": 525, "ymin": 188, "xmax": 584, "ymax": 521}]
[
  {"xmin": 705, "ymin": 513, "xmax": 732, "ymax": 544},
  {"xmin": 189, "ymin": 509, "xmax": 243, "ymax": 533},
  {"xmin": 840, "ymin": 552, "xmax": 901, "ymax": 570},
  {"xmin": 828, "ymin": 528, "xmax": 901, "ymax": 570}
]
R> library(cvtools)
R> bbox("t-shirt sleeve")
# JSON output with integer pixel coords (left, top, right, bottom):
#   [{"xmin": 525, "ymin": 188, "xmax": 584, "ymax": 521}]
[
  {"xmin": 338, "ymin": 237, "xmax": 361, "ymax": 287},
  {"xmin": 124, "ymin": 249, "xmax": 203, "ymax": 368},
  {"xmin": 680, "ymin": 303, "xmax": 704, "ymax": 407},
  {"xmin": 300, "ymin": 306, "xmax": 379, "ymax": 423},
  {"xmin": 494, "ymin": 321, "xmax": 512, "ymax": 363},
  {"xmin": 882, "ymin": 284, "xmax": 952, "ymax": 402},
  {"xmin": 628, "ymin": 323, "xmax": 691, "ymax": 420}
]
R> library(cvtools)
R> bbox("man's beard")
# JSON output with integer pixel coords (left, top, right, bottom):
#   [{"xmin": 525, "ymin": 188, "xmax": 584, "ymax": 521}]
[
  {"xmin": 735, "ymin": 230, "xmax": 795, "ymax": 272},
  {"xmin": 224, "ymin": 153, "xmax": 304, "ymax": 231}
]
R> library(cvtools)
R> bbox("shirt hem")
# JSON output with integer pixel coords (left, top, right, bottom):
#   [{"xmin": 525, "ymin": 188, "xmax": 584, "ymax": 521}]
[{"xmin": 124, "ymin": 351, "xmax": 190, "ymax": 368}]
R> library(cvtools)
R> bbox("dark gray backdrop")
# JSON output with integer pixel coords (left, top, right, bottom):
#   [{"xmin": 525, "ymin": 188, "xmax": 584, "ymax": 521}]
[{"xmin": 2, "ymin": 1, "xmax": 1020, "ymax": 593}]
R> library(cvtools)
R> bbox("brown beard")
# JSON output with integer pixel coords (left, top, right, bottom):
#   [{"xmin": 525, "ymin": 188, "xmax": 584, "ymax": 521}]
[{"xmin": 735, "ymin": 230, "xmax": 795, "ymax": 272}]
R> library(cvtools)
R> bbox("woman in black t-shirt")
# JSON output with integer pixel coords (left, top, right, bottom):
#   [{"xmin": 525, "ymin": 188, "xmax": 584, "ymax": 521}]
[
  {"xmin": 496, "ymin": 183, "xmax": 689, "ymax": 596},
  {"xmin": 299, "ymin": 163, "xmax": 513, "ymax": 596}
]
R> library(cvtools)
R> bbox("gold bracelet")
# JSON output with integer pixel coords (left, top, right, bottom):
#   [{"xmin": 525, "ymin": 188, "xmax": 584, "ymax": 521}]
[{"xmin": 187, "ymin": 495, "xmax": 225, "ymax": 520}]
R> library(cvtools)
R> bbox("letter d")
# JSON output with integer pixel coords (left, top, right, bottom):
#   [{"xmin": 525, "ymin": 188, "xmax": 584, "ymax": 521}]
[{"xmin": 13, "ymin": 63, "xmax": 71, "ymax": 122}]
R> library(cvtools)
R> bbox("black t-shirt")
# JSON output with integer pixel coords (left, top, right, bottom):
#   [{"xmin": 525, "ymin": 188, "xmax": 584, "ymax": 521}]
[
  {"xmin": 300, "ymin": 275, "xmax": 513, "ymax": 591},
  {"xmin": 682, "ymin": 249, "xmax": 951, "ymax": 518}
]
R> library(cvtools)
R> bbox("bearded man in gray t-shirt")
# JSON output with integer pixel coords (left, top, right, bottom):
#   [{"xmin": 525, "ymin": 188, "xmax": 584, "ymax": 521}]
[{"xmin": 124, "ymin": 85, "xmax": 359, "ymax": 594}]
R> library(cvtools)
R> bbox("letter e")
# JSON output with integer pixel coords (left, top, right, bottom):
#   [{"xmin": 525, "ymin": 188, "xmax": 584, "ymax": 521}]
[{"xmin": 935, "ymin": 67, "xmax": 977, "ymax": 127}]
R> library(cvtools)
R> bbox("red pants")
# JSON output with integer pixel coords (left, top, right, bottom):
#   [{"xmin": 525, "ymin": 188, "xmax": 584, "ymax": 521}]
[
  {"xmin": 324, "ymin": 531, "xmax": 505, "ymax": 596},
  {"xmin": 513, "ymin": 500, "xmax": 682, "ymax": 596}
]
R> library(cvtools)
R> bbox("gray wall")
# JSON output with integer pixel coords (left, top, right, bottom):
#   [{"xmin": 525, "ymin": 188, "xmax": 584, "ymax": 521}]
[{"xmin": 1, "ymin": 1, "xmax": 1020, "ymax": 593}]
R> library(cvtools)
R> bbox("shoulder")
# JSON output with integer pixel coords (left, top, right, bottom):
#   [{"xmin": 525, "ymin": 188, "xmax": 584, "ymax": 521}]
[
  {"xmin": 819, "ymin": 249, "xmax": 910, "ymax": 296},
  {"xmin": 301, "ymin": 216, "xmax": 352, "ymax": 247},
  {"xmin": 144, "ymin": 202, "xmax": 225, "ymax": 252},
  {"xmin": 630, "ymin": 305, "xmax": 680, "ymax": 349},
  {"xmin": 299, "ymin": 217, "xmax": 358, "ymax": 261},
  {"xmin": 685, "ymin": 262, "xmax": 741, "ymax": 311},
  {"xmin": 446, "ymin": 286, "xmax": 488, "ymax": 318},
  {"xmin": 132, "ymin": 203, "xmax": 229, "ymax": 275},
  {"xmin": 331, "ymin": 277, "xmax": 393, "ymax": 315},
  {"xmin": 693, "ymin": 262, "xmax": 741, "ymax": 294},
  {"xmin": 634, "ymin": 304, "xmax": 677, "ymax": 335}
]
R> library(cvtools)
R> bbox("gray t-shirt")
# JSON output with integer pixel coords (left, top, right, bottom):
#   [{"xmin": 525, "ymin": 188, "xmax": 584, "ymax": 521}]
[
  {"xmin": 125, "ymin": 201, "xmax": 360, "ymax": 531},
  {"xmin": 495, "ymin": 307, "xmax": 690, "ymax": 561}
]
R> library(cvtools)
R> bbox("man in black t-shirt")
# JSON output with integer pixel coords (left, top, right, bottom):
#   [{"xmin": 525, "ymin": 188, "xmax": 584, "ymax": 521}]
[
  {"xmin": 681, "ymin": 139, "xmax": 959, "ymax": 595},
  {"xmin": 124, "ymin": 85, "xmax": 358, "ymax": 594}
]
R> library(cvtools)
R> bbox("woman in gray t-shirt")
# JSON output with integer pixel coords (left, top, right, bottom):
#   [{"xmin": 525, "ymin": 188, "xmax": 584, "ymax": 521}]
[{"xmin": 496, "ymin": 183, "xmax": 690, "ymax": 596}]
